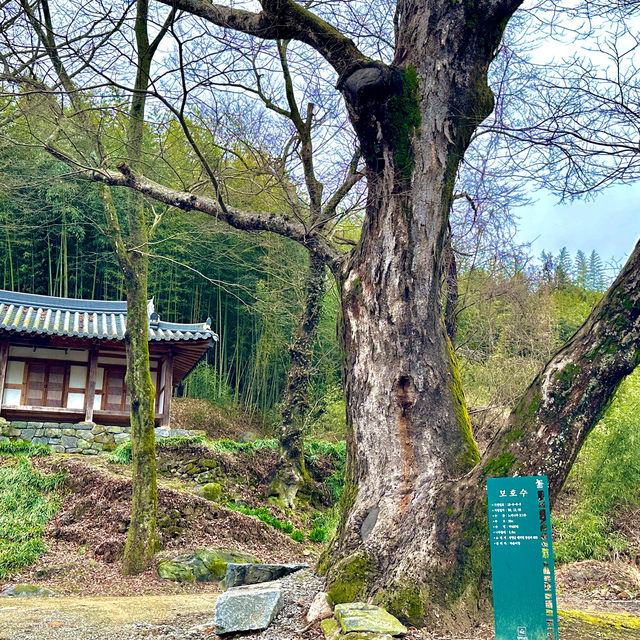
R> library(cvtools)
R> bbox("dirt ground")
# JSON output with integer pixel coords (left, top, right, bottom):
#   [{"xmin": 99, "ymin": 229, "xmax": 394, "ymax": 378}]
[
  {"xmin": 1, "ymin": 587, "xmax": 640, "ymax": 640},
  {"xmin": 3, "ymin": 456, "xmax": 640, "ymax": 639}
]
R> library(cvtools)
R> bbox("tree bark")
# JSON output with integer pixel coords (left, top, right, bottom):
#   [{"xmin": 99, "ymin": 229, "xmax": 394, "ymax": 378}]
[
  {"xmin": 121, "ymin": 0, "xmax": 159, "ymax": 574},
  {"xmin": 121, "ymin": 251, "xmax": 158, "ymax": 574},
  {"xmin": 443, "ymin": 226, "xmax": 459, "ymax": 344},
  {"xmin": 319, "ymin": 0, "xmax": 532, "ymax": 629},
  {"xmin": 270, "ymin": 252, "xmax": 326, "ymax": 506}
]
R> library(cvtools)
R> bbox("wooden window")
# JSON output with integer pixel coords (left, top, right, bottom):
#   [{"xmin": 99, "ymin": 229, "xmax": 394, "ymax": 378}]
[
  {"xmin": 102, "ymin": 367, "xmax": 130, "ymax": 412},
  {"xmin": 23, "ymin": 362, "xmax": 68, "ymax": 407}
]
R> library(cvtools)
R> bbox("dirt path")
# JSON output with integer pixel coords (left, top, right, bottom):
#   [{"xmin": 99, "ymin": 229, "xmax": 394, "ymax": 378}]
[
  {"xmin": 3, "ymin": 585, "xmax": 640, "ymax": 640},
  {"xmin": 0, "ymin": 593, "xmax": 219, "ymax": 640}
]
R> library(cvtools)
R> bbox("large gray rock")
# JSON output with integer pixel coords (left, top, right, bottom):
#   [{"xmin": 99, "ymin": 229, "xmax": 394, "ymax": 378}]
[
  {"xmin": 225, "ymin": 562, "xmax": 309, "ymax": 588},
  {"xmin": 1, "ymin": 584, "xmax": 54, "ymax": 597},
  {"xmin": 334, "ymin": 603, "xmax": 407, "ymax": 636},
  {"xmin": 214, "ymin": 581, "xmax": 284, "ymax": 635},
  {"xmin": 157, "ymin": 548, "xmax": 260, "ymax": 582}
]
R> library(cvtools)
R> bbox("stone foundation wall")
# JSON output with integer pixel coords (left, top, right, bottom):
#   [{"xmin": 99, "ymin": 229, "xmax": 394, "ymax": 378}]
[{"xmin": 0, "ymin": 418, "xmax": 130, "ymax": 454}]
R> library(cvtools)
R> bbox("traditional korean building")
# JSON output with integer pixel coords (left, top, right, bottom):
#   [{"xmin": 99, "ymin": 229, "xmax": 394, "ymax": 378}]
[{"xmin": 0, "ymin": 289, "xmax": 216, "ymax": 429}]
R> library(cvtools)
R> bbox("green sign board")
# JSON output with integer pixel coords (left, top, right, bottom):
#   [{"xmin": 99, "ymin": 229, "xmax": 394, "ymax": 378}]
[{"xmin": 487, "ymin": 476, "xmax": 559, "ymax": 640}]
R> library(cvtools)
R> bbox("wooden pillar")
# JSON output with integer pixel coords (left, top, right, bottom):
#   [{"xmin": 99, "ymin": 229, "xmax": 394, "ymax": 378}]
[
  {"xmin": 160, "ymin": 354, "xmax": 173, "ymax": 427},
  {"xmin": 84, "ymin": 348, "xmax": 98, "ymax": 423},
  {"xmin": 0, "ymin": 342, "xmax": 8, "ymax": 415}
]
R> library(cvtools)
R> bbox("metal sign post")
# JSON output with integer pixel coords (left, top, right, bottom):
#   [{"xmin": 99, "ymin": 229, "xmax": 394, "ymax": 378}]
[{"xmin": 487, "ymin": 476, "xmax": 559, "ymax": 640}]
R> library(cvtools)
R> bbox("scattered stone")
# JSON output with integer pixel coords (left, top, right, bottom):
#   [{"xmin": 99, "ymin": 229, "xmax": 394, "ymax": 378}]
[
  {"xmin": 157, "ymin": 548, "xmax": 260, "ymax": 582},
  {"xmin": 307, "ymin": 591, "xmax": 333, "ymax": 624},
  {"xmin": 214, "ymin": 581, "xmax": 284, "ymax": 635},
  {"xmin": 1, "ymin": 584, "xmax": 54, "ymax": 597},
  {"xmin": 225, "ymin": 562, "xmax": 309, "ymax": 588},
  {"xmin": 334, "ymin": 603, "xmax": 407, "ymax": 636}
]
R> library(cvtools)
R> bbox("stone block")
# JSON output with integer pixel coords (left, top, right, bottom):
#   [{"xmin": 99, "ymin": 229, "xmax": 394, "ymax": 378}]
[
  {"xmin": 92, "ymin": 442, "xmax": 104, "ymax": 451},
  {"xmin": 20, "ymin": 429, "xmax": 36, "ymax": 441},
  {"xmin": 74, "ymin": 422, "xmax": 95, "ymax": 430},
  {"xmin": 65, "ymin": 448, "xmax": 82, "ymax": 454},
  {"xmin": 48, "ymin": 438, "xmax": 61, "ymax": 445},
  {"xmin": 44, "ymin": 428, "xmax": 61, "ymax": 437},
  {"xmin": 157, "ymin": 549, "xmax": 260, "ymax": 583},
  {"xmin": 51, "ymin": 445, "xmax": 65, "ymax": 453},
  {"xmin": 77, "ymin": 439, "xmax": 90, "ymax": 449},
  {"xmin": 155, "ymin": 427, "xmax": 191, "ymax": 439},
  {"xmin": 62, "ymin": 428, "xmax": 77, "ymax": 436},
  {"xmin": 35, "ymin": 429, "xmax": 45, "ymax": 437},
  {"xmin": 11, "ymin": 422, "xmax": 27, "ymax": 430},
  {"xmin": 114, "ymin": 433, "xmax": 130, "ymax": 445},
  {"xmin": 61, "ymin": 435, "xmax": 78, "ymax": 449},
  {"xmin": 306, "ymin": 592, "xmax": 333, "ymax": 625},
  {"xmin": 26, "ymin": 422, "xmax": 43, "ymax": 429},
  {"xmin": 224, "ymin": 563, "xmax": 308, "ymax": 588},
  {"xmin": 83, "ymin": 449, "xmax": 98, "ymax": 455},
  {"xmin": 43, "ymin": 422, "xmax": 60, "ymax": 430},
  {"xmin": 106, "ymin": 426, "xmax": 125, "ymax": 434},
  {"xmin": 32, "ymin": 437, "xmax": 48, "ymax": 445},
  {"xmin": 214, "ymin": 582, "xmax": 283, "ymax": 635},
  {"xmin": 91, "ymin": 424, "xmax": 106, "ymax": 435},
  {"xmin": 1, "ymin": 584, "xmax": 54, "ymax": 597}
]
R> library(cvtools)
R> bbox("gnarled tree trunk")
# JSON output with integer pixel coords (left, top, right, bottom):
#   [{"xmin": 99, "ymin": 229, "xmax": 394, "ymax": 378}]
[
  {"xmin": 320, "ymin": 0, "xmax": 640, "ymax": 630},
  {"xmin": 270, "ymin": 252, "xmax": 326, "ymax": 506}
]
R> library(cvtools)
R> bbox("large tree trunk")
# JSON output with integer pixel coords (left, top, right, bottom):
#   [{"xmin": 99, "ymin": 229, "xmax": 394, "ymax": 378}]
[
  {"xmin": 121, "ymin": 0, "xmax": 158, "ymax": 574},
  {"xmin": 320, "ymin": 0, "xmax": 619, "ymax": 630},
  {"xmin": 270, "ymin": 252, "xmax": 326, "ymax": 506},
  {"xmin": 323, "ymin": 0, "xmax": 640, "ymax": 613},
  {"xmin": 121, "ymin": 251, "xmax": 158, "ymax": 574}
]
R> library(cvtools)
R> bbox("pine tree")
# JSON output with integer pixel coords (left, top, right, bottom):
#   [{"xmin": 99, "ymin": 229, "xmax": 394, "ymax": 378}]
[
  {"xmin": 554, "ymin": 246, "xmax": 572, "ymax": 289},
  {"xmin": 540, "ymin": 251, "xmax": 554, "ymax": 286},
  {"xmin": 574, "ymin": 250, "xmax": 588, "ymax": 288},
  {"xmin": 587, "ymin": 250, "xmax": 605, "ymax": 291}
]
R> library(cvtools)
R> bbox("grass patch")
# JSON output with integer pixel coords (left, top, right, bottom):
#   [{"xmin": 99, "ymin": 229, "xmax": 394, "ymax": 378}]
[
  {"xmin": 309, "ymin": 509, "xmax": 340, "ymax": 543},
  {"xmin": 0, "ymin": 457, "xmax": 64, "ymax": 577},
  {"xmin": 208, "ymin": 438, "xmax": 279, "ymax": 454},
  {"xmin": 0, "ymin": 440, "xmax": 51, "ymax": 457},
  {"xmin": 225, "ymin": 502, "xmax": 305, "ymax": 543},
  {"xmin": 108, "ymin": 435, "xmax": 207, "ymax": 464},
  {"xmin": 554, "ymin": 368, "xmax": 640, "ymax": 563}
]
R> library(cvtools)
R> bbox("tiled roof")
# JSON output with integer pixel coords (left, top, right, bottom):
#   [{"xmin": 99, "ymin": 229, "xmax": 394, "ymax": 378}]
[{"xmin": 0, "ymin": 289, "xmax": 217, "ymax": 343}]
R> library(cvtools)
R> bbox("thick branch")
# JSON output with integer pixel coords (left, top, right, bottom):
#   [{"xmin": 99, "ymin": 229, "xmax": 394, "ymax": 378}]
[
  {"xmin": 60, "ymin": 157, "xmax": 343, "ymax": 271},
  {"xmin": 483, "ymin": 238, "xmax": 640, "ymax": 502},
  {"xmin": 158, "ymin": 0, "xmax": 369, "ymax": 76}
]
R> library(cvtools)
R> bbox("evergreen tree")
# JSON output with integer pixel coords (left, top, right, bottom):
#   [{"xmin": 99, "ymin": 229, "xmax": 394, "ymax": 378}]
[
  {"xmin": 540, "ymin": 250, "xmax": 554, "ymax": 286},
  {"xmin": 574, "ymin": 250, "xmax": 588, "ymax": 288},
  {"xmin": 587, "ymin": 250, "xmax": 605, "ymax": 291},
  {"xmin": 554, "ymin": 246, "xmax": 572, "ymax": 289}
]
